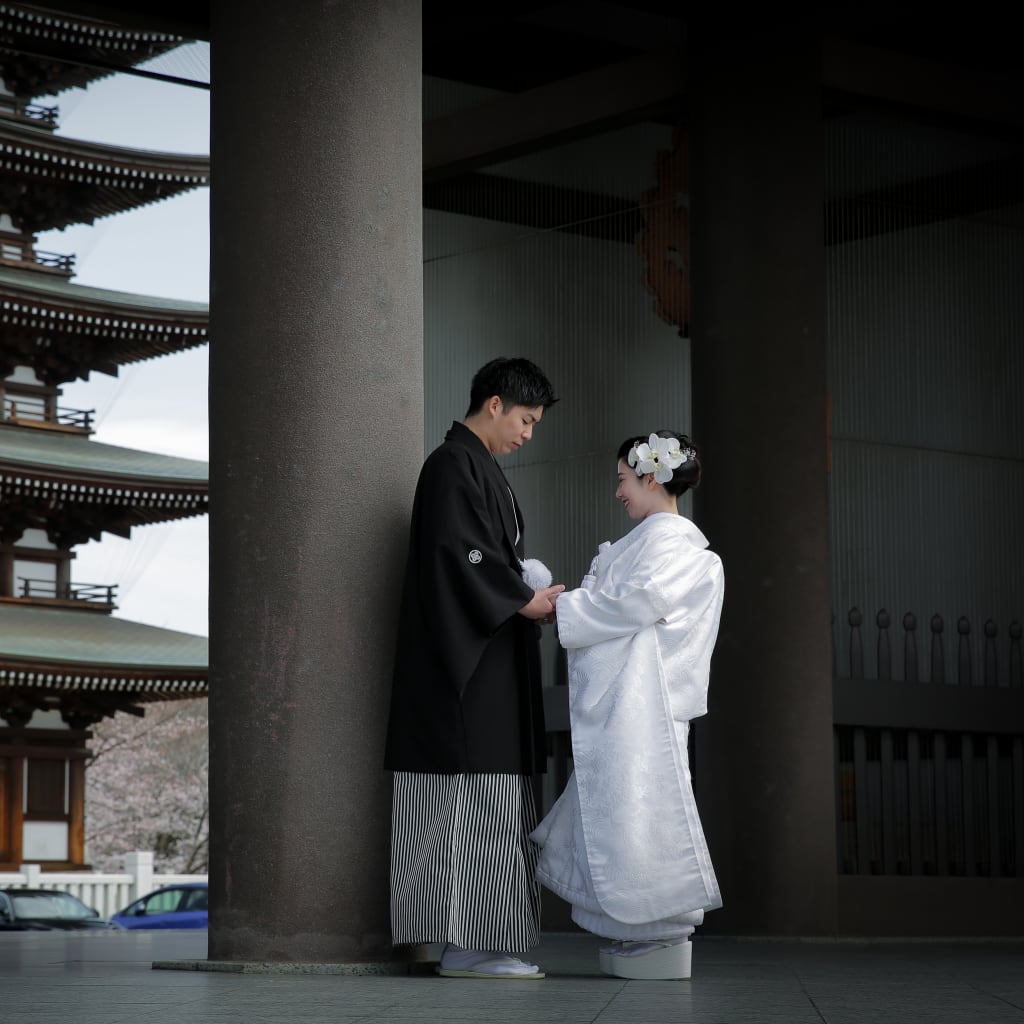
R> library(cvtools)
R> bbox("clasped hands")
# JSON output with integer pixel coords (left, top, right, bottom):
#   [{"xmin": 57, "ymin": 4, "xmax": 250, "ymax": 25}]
[{"xmin": 519, "ymin": 584, "xmax": 565, "ymax": 625}]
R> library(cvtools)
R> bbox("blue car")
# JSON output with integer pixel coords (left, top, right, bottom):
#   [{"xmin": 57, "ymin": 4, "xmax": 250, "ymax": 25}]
[{"xmin": 111, "ymin": 882, "xmax": 208, "ymax": 930}]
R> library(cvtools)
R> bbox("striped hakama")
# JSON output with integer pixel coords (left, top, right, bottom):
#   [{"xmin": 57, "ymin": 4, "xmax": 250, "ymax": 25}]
[{"xmin": 390, "ymin": 772, "xmax": 541, "ymax": 953}]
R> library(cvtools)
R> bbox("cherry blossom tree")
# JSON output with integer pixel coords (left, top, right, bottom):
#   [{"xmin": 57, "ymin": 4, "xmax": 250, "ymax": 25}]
[{"xmin": 85, "ymin": 698, "xmax": 208, "ymax": 873}]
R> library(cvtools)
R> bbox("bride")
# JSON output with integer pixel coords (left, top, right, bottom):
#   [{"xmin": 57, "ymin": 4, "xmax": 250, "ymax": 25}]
[{"xmin": 531, "ymin": 431, "xmax": 725, "ymax": 980}]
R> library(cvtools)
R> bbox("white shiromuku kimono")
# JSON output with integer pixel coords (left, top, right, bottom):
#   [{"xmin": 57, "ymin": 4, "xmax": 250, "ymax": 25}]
[{"xmin": 531, "ymin": 512, "xmax": 725, "ymax": 940}]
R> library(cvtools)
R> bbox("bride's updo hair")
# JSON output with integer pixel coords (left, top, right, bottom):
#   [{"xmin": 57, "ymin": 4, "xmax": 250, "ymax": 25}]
[{"xmin": 617, "ymin": 430, "xmax": 702, "ymax": 497}]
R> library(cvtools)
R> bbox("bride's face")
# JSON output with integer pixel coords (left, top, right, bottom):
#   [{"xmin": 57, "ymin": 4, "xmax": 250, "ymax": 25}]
[{"xmin": 615, "ymin": 460, "xmax": 656, "ymax": 520}]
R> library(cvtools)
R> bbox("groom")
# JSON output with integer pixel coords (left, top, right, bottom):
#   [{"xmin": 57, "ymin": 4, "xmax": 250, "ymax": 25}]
[{"xmin": 384, "ymin": 356, "xmax": 562, "ymax": 979}]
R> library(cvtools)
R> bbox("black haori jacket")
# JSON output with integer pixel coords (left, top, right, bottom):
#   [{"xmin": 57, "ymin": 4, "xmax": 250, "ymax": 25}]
[{"xmin": 384, "ymin": 421, "xmax": 547, "ymax": 775}]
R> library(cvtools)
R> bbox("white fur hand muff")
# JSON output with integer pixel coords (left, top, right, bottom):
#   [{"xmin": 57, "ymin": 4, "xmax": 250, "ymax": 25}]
[{"xmin": 520, "ymin": 558, "xmax": 553, "ymax": 591}]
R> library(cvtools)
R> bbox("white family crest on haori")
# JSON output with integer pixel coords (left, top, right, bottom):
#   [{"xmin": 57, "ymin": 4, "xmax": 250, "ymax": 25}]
[
  {"xmin": 467, "ymin": 549, "xmax": 482, "ymax": 563},
  {"xmin": 627, "ymin": 434, "xmax": 695, "ymax": 483},
  {"xmin": 532, "ymin": 512, "xmax": 724, "ymax": 938}
]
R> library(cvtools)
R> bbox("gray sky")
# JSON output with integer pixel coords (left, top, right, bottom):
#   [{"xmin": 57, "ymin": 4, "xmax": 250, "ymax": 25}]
[{"xmin": 35, "ymin": 53, "xmax": 210, "ymax": 637}]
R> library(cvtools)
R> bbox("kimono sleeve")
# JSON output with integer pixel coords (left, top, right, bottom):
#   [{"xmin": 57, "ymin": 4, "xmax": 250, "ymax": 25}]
[
  {"xmin": 556, "ymin": 530, "xmax": 716, "ymax": 650},
  {"xmin": 415, "ymin": 447, "xmax": 533, "ymax": 689}
]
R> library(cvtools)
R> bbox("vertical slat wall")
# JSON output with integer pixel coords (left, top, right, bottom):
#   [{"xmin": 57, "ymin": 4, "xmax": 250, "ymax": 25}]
[
  {"xmin": 423, "ymin": 81, "xmax": 694, "ymax": 799},
  {"xmin": 836, "ymin": 722, "xmax": 1023, "ymax": 878},
  {"xmin": 826, "ymin": 112, "xmax": 1024, "ymax": 686},
  {"xmin": 827, "ymin": 110, "xmax": 1024, "ymax": 881}
]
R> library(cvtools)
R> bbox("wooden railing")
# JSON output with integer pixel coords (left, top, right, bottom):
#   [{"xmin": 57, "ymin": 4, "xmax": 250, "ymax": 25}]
[
  {"xmin": 834, "ymin": 607, "xmax": 1024, "ymax": 880},
  {"xmin": 31, "ymin": 248, "xmax": 76, "ymax": 273},
  {"xmin": 3, "ymin": 400, "xmax": 93, "ymax": 430},
  {"xmin": 0, "ymin": 246, "xmax": 75, "ymax": 275},
  {"xmin": 835, "ymin": 607, "xmax": 1023, "ymax": 686},
  {"xmin": 16, "ymin": 101, "xmax": 59, "ymax": 127},
  {"xmin": 15, "ymin": 578, "xmax": 117, "ymax": 606}
]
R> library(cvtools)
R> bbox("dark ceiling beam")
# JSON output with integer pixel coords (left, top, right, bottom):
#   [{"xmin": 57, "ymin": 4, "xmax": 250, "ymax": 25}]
[
  {"xmin": 423, "ymin": 0, "xmax": 553, "ymax": 46},
  {"xmin": 424, "ymin": 171, "xmax": 644, "ymax": 243},
  {"xmin": 425, "ymin": 34, "xmax": 1024, "ymax": 185},
  {"xmin": 822, "ymin": 36, "xmax": 1024, "ymax": 132},
  {"xmin": 824, "ymin": 153, "xmax": 1024, "ymax": 244},
  {"xmin": 427, "ymin": 146, "xmax": 1024, "ymax": 247},
  {"xmin": 515, "ymin": 2, "xmax": 685, "ymax": 52},
  {"xmin": 423, "ymin": 47, "xmax": 685, "ymax": 183}
]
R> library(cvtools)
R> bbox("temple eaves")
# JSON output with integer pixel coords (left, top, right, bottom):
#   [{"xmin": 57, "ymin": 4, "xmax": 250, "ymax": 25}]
[
  {"xmin": 0, "ymin": 118, "xmax": 209, "ymax": 232},
  {"xmin": 0, "ymin": 603, "xmax": 207, "ymax": 726},
  {"xmin": 0, "ymin": 1, "xmax": 187, "ymax": 98},
  {"xmin": 0, "ymin": 265, "xmax": 208, "ymax": 381},
  {"xmin": 0, "ymin": 426, "xmax": 208, "ymax": 543}
]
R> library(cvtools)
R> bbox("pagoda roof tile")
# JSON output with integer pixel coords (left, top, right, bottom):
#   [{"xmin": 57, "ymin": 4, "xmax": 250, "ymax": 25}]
[
  {"xmin": 0, "ymin": 426, "xmax": 207, "ymax": 485},
  {"xmin": 0, "ymin": 265, "xmax": 208, "ymax": 316},
  {"xmin": 0, "ymin": 604, "xmax": 207, "ymax": 672}
]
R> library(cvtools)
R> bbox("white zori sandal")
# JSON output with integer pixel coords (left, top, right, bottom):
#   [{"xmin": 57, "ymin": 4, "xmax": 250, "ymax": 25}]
[
  {"xmin": 598, "ymin": 938, "xmax": 692, "ymax": 980},
  {"xmin": 436, "ymin": 944, "xmax": 545, "ymax": 979}
]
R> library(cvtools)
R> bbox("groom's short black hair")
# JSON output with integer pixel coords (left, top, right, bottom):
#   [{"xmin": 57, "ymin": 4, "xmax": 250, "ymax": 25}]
[{"xmin": 466, "ymin": 357, "xmax": 558, "ymax": 416}]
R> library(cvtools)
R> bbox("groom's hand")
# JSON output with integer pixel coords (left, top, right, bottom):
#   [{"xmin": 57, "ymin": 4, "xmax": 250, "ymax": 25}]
[{"xmin": 518, "ymin": 584, "xmax": 565, "ymax": 620}]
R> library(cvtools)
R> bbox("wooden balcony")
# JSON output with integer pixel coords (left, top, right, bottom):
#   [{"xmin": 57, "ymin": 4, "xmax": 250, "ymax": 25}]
[
  {"xmin": 6, "ymin": 578, "xmax": 117, "ymax": 612},
  {"xmin": 0, "ymin": 99, "xmax": 59, "ymax": 130},
  {"xmin": 17, "ymin": 101, "xmax": 59, "ymax": 129},
  {"xmin": 3, "ymin": 400, "xmax": 94, "ymax": 434},
  {"xmin": 0, "ymin": 245, "xmax": 75, "ymax": 277}
]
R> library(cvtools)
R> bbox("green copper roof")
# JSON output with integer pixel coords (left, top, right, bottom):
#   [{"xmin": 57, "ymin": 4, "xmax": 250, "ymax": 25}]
[
  {"xmin": 0, "ymin": 604, "xmax": 207, "ymax": 671},
  {"xmin": 0, "ymin": 427, "xmax": 207, "ymax": 484},
  {"xmin": 0, "ymin": 266, "xmax": 208, "ymax": 315}
]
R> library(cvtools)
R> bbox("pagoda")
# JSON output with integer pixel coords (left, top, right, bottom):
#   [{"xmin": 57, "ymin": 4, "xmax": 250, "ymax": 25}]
[{"xmin": 0, "ymin": 4, "xmax": 210, "ymax": 871}]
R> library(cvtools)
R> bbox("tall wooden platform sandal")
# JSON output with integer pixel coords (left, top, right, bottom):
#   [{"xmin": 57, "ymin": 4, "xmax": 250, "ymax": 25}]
[{"xmin": 598, "ymin": 939, "xmax": 692, "ymax": 980}]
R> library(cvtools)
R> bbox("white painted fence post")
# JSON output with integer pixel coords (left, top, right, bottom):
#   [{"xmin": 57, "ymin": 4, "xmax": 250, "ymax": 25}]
[
  {"xmin": 21, "ymin": 863, "xmax": 42, "ymax": 887},
  {"xmin": 123, "ymin": 851, "xmax": 154, "ymax": 901}
]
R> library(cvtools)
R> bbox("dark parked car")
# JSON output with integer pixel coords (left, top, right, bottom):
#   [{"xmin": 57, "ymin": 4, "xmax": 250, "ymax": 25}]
[
  {"xmin": 0, "ymin": 888, "xmax": 118, "ymax": 931},
  {"xmin": 111, "ymin": 882, "xmax": 208, "ymax": 930}
]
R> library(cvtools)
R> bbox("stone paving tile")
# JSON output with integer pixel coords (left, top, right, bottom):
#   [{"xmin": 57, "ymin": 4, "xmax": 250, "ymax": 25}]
[{"xmin": 4, "ymin": 931, "xmax": 1024, "ymax": 1024}]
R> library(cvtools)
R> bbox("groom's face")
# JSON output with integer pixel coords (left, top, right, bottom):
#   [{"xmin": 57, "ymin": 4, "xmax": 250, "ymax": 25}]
[{"xmin": 492, "ymin": 401, "xmax": 544, "ymax": 456}]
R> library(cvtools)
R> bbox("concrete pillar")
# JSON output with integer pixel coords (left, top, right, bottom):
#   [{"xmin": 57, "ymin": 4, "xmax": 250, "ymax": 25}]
[
  {"xmin": 208, "ymin": 2, "xmax": 422, "ymax": 961},
  {"xmin": 689, "ymin": 25, "xmax": 838, "ymax": 935}
]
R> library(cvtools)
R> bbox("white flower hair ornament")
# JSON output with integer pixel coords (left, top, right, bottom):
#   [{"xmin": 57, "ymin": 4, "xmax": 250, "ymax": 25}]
[{"xmin": 628, "ymin": 434, "xmax": 696, "ymax": 484}]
